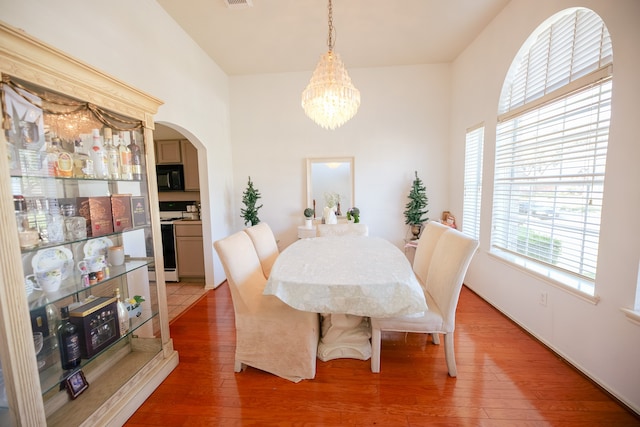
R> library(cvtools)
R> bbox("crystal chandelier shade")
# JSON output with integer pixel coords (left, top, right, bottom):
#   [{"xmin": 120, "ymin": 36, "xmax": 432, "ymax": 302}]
[{"xmin": 301, "ymin": 0, "xmax": 360, "ymax": 130}]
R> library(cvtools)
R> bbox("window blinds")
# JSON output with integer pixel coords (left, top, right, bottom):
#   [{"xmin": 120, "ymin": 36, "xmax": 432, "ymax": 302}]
[
  {"xmin": 492, "ymin": 8, "xmax": 612, "ymax": 291},
  {"xmin": 462, "ymin": 126, "xmax": 484, "ymax": 240}
]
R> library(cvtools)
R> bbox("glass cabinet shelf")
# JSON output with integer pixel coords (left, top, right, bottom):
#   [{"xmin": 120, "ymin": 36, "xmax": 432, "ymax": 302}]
[
  {"xmin": 10, "ymin": 171, "xmax": 145, "ymax": 183},
  {"xmin": 38, "ymin": 308, "xmax": 161, "ymax": 396},
  {"xmin": 20, "ymin": 225, "xmax": 151, "ymax": 255},
  {"xmin": 26, "ymin": 258, "xmax": 153, "ymax": 312}
]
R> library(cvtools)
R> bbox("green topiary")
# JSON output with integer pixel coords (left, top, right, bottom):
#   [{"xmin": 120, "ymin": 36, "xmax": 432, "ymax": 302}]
[
  {"xmin": 403, "ymin": 171, "xmax": 429, "ymax": 225},
  {"xmin": 304, "ymin": 208, "xmax": 314, "ymax": 218},
  {"xmin": 241, "ymin": 176, "xmax": 262, "ymax": 226},
  {"xmin": 347, "ymin": 207, "xmax": 360, "ymax": 223}
]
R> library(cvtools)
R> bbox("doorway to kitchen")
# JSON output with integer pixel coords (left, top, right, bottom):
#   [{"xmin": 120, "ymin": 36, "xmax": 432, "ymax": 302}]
[{"xmin": 154, "ymin": 123, "xmax": 209, "ymax": 318}]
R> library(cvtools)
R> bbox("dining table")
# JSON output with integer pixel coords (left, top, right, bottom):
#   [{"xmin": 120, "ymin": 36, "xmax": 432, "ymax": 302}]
[{"xmin": 264, "ymin": 236, "xmax": 427, "ymax": 361}]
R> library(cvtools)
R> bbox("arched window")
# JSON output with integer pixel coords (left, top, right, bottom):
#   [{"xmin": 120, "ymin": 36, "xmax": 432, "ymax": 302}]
[{"xmin": 491, "ymin": 8, "xmax": 612, "ymax": 297}]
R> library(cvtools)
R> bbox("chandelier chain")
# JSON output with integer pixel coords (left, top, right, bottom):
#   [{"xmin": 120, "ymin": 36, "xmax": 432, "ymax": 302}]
[{"xmin": 327, "ymin": 0, "xmax": 334, "ymax": 51}]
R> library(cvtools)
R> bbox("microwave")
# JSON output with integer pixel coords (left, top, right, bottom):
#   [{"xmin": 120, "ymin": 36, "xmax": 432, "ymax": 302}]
[{"xmin": 156, "ymin": 165, "xmax": 184, "ymax": 192}]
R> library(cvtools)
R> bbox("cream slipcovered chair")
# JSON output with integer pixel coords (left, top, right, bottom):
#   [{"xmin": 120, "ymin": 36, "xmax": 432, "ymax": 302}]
[
  {"xmin": 410, "ymin": 221, "xmax": 451, "ymax": 345},
  {"xmin": 412, "ymin": 221, "xmax": 450, "ymax": 285},
  {"xmin": 371, "ymin": 227, "xmax": 479, "ymax": 376},
  {"xmin": 214, "ymin": 231, "xmax": 319, "ymax": 382},
  {"xmin": 244, "ymin": 222, "xmax": 279, "ymax": 279},
  {"xmin": 316, "ymin": 223, "xmax": 369, "ymax": 237}
]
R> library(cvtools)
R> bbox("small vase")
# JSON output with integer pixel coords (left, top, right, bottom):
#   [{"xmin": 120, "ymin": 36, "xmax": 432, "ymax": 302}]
[
  {"xmin": 126, "ymin": 302, "xmax": 143, "ymax": 319},
  {"xmin": 304, "ymin": 218, "xmax": 313, "ymax": 229},
  {"xmin": 324, "ymin": 207, "xmax": 337, "ymax": 225}
]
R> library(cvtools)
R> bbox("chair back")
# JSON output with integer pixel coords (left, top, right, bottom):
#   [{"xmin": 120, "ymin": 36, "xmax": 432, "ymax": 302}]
[
  {"xmin": 412, "ymin": 221, "xmax": 450, "ymax": 286},
  {"xmin": 213, "ymin": 231, "xmax": 266, "ymax": 314},
  {"xmin": 316, "ymin": 223, "xmax": 369, "ymax": 237},
  {"xmin": 244, "ymin": 222, "xmax": 279, "ymax": 278},
  {"xmin": 424, "ymin": 228, "xmax": 479, "ymax": 332}
]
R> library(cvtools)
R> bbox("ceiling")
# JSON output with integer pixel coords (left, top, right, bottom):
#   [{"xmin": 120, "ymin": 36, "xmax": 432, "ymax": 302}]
[{"xmin": 157, "ymin": 0, "xmax": 510, "ymax": 76}]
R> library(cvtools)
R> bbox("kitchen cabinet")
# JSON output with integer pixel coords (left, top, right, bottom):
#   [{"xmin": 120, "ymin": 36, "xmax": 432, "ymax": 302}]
[
  {"xmin": 181, "ymin": 141, "xmax": 200, "ymax": 191},
  {"xmin": 155, "ymin": 139, "xmax": 181, "ymax": 164},
  {"xmin": 174, "ymin": 222, "xmax": 205, "ymax": 278},
  {"xmin": 0, "ymin": 22, "xmax": 177, "ymax": 426}
]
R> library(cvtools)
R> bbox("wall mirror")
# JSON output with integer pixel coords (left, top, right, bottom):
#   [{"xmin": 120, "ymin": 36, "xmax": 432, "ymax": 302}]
[{"xmin": 306, "ymin": 157, "xmax": 354, "ymax": 217}]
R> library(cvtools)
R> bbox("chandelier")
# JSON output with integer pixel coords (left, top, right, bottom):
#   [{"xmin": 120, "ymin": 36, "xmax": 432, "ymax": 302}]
[{"xmin": 301, "ymin": 0, "xmax": 360, "ymax": 130}]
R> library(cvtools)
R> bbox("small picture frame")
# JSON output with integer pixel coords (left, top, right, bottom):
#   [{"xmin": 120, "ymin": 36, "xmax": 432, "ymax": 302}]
[{"xmin": 65, "ymin": 369, "xmax": 89, "ymax": 399}]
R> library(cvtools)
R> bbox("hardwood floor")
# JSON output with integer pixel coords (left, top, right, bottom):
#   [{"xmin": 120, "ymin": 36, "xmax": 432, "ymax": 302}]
[{"xmin": 126, "ymin": 285, "xmax": 639, "ymax": 426}]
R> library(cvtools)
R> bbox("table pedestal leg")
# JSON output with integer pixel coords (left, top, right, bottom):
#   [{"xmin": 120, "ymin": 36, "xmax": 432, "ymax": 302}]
[{"xmin": 317, "ymin": 314, "xmax": 372, "ymax": 361}]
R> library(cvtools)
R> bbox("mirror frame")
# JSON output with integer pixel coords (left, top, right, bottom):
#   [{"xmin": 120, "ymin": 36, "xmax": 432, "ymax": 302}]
[{"xmin": 306, "ymin": 157, "xmax": 354, "ymax": 217}]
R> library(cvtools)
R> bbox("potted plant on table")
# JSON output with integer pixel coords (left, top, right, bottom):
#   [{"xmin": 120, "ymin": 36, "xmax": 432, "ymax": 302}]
[
  {"xmin": 125, "ymin": 295, "xmax": 145, "ymax": 319},
  {"xmin": 303, "ymin": 208, "xmax": 314, "ymax": 229},
  {"xmin": 347, "ymin": 207, "xmax": 360, "ymax": 223},
  {"xmin": 403, "ymin": 171, "xmax": 429, "ymax": 239}
]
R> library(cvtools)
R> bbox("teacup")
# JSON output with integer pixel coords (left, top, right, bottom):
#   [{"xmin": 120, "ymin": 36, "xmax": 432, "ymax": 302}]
[
  {"xmin": 108, "ymin": 246, "xmax": 125, "ymax": 266},
  {"xmin": 83, "ymin": 255, "xmax": 106, "ymax": 273},
  {"xmin": 25, "ymin": 267, "xmax": 62, "ymax": 293}
]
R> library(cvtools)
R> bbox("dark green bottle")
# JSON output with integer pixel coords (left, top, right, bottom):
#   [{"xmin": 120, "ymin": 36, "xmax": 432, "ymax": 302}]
[{"xmin": 58, "ymin": 306, "xmax": 81, "ymax": 370}]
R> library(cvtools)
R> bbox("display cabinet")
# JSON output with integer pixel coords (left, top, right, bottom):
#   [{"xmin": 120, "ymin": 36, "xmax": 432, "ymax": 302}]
[{"xmin": 0, "ymin": 22, "xmax": 178, "ymax": 426}]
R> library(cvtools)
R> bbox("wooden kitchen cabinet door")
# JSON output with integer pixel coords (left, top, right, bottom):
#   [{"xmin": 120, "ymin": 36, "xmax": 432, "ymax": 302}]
[
  {"xmin": 156, "ymin": 139, "xmax": 182, "ymax": 164},
  {"xmin": 181, "ymin": 140, "xmax": 200, "ymax": 191},
  {"xmin": 176, "ymin": 236, "xmax": 205, "ymax": 278}
]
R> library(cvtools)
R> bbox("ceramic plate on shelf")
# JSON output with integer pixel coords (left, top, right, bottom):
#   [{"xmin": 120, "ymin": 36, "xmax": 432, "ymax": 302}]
[
  {"xmin": 83, "ymin": 237, "xmax": 113, "ymax": 258},
  {"xmin": 31, "ymin": 247, "xmax": 74, "ymax": 280}
]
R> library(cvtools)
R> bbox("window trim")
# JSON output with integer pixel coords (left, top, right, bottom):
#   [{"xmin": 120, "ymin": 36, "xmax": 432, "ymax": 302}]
[{"xmin": 489, "ymin": 248, "xmax": 600, "ymax": 305}]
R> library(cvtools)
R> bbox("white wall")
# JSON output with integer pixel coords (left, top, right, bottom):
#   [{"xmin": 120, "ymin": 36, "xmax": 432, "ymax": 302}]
[
  {"xmin": 230, "ymin": 64, "xmax": 452, "ymax": 249},
  {"xmin": 450, "ymin": 0, "xmax": 640, "ymax": 412},
  {"xmin": 0, "ymin": 0, "xmax": 234, "ymax": 287}
]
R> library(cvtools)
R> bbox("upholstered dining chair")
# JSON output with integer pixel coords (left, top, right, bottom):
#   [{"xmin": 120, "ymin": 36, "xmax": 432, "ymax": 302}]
[
  {"xmin": 410, "ymin": 221, "xmax": 451, "ymax": 345},
  {"xmin": 316, "ymin": 223, "xmax": 369, "ymax": 237},
  {"xmin": 412, "ymin": 221, "xmax": 450, "ymax": 286},
  {"xmin": 244, "ymin": 222, "xmax": 279, "ymax": 279},
  {"xmin": 370, "ymin": 227, "xmax": 479, "ymax": 376},
  {"xmin": 214, "ymin": 231, "xmax": 319, "ymax": 382}
]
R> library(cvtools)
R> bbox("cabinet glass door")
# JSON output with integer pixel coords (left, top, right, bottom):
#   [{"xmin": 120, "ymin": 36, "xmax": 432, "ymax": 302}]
[{"xmin": 2, "ymin": 75, "xmax": 161, "ymax": 408}]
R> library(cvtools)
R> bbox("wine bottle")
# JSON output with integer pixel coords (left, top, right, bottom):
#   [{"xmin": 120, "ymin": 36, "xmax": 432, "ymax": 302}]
[
  {"xmin": 104, "ymin": 128, "xmax": 120, "ymax": 180},
  {"xmin": 128, "ymin": 131, "xmax": 142, "ymax": 180},
  {"xmin": 57, "ymin": 306, "xmax": 81, "ymax": 370},
  {"xmin": 117, "ymin": 132, "xmax": 133, "ymax": 180},
  {"xmin": 72, "ymin": 138, "xmax": 94, "ymax": 178},
  {"xmin": 91, "ymin": 128, "xmax": 109, "ymax": 179},
  {"xmin": 114, "ymin": 288, "xmax": 129, "ymax": 336}
]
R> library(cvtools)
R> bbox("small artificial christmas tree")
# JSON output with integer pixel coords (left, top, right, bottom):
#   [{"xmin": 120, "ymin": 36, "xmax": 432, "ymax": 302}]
[
  {"xmin": 404, "ymin": 171, "xmax": 429, "ymax": 226},
  {"xmin": 240, "ymin": 176, "xmax": 263, "ymax": 226}
]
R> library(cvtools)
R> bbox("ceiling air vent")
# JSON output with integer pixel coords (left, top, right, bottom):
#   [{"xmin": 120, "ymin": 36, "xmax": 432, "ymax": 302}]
[{"xmin": 224, "ymin": 0, "xmax": 253, "ymax": 9}]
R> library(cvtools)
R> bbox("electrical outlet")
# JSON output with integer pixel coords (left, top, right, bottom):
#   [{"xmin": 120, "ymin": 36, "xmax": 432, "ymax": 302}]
[{"xmin": 539, "ymin": 291, "xmax": 548, "ymax": 307}]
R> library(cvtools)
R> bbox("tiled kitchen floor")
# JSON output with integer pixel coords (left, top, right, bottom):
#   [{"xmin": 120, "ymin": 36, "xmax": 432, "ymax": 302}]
[{"xmin": 165, "ymin": 280, "xmax": 209, "ymax": 323}]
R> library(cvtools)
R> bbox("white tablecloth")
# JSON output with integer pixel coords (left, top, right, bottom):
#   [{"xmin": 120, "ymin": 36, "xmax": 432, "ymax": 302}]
[
  {"xmin": 264, "ymin": 236, "xmax": 427, "ymax": 361},
  {"xmin": 265, "ymin": 236, "xmax": 427, "ymax": 318}
]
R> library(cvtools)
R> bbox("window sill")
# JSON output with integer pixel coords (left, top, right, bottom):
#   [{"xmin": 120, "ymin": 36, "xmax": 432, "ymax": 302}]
[
  {"xmin": 489, "ymin": 248, "xmax": 600, "ymax": 305},
  {"xmin": 621, "ymin": 308, "xmax": 640, "ymax": 326}
]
